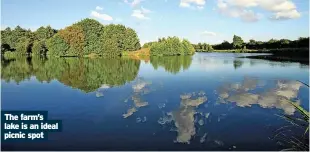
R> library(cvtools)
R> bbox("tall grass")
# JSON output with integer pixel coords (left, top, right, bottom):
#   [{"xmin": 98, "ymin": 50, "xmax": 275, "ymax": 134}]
[{"xmin": 274, "ymin": 84, "xmax": 309, "ymax": 151}]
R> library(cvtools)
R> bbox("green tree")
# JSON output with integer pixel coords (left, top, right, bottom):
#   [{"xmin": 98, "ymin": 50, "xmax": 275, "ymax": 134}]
[
  {"xmin": 34, "ymin": 26, "xmax": 56, "ymax": 40},
  {"xmin": 73, "ymin": 18, "xmax": 105, "ymax": 54},
  {"xmin": 123, "ymin": 28, "xmax": 140, "ymax": 51},
  {"xmin": 233, "ymin": 35, "xmax": 244, "ymax": 49},
  {"xmin": 32, "ymin": 40, "xmax": 47, "ymax": 55},
  {"xmin": 150, "ymin": 37, "xmax": 195, "ymax": 56},
  {"xmin": 15, "ymin": 37, "xmax": 33, "ymax": 54},
  {"xmin": 46, "ymin": 34, "xmax": 70, "ymax": 56}
]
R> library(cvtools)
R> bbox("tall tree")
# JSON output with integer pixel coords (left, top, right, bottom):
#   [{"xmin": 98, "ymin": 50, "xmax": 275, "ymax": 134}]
[{"xmin": 232, "ymin": 35, "xmax": 244, "ymax": 49}]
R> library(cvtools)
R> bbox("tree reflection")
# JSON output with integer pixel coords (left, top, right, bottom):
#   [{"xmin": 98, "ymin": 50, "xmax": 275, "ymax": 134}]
[
  {"xmin": 233, "ymin": 59, "xmax": 244, "ymax": 69},
  {"xmin": 1, "ymin": 56, "xmax": 141, "ymax": 92},
  {"xmin": 150, "ymin": 56, "xmax": 192, "ymax": 74}
]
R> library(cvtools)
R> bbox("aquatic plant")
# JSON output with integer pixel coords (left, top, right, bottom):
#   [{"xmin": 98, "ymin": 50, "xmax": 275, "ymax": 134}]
[{"xmin": 273, "ymin": 83, "xmax": 309, "ymax": 151}]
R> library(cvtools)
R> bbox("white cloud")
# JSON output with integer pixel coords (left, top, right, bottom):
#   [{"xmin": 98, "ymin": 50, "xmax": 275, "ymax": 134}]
[
  {"xmin": 270, "ymin": 9, "xmax": 301, "ymax": 20},
  {"xmin": 95, "ymin": 6, "xmax": 103, "ymax": 11},
  {"xmin": 125, "ymin": 0, "xmax": 144, "ymax": 7},
  {"xmin": 217, "ymin": 0, "xmax": 261, "ymax": 22},
  {"xmin": 180, "ymin": 0, "xmax": 206, "ymax": 8},
  {"xmin": 201, "ymin": 31, "xmax": 217, "ymax": 36},
  {"xmin": 132, "ymin": 10, "xmax": 150, "ymax": 20},
  {"xmin": 132, "ymin": 6, "xmax": 151, "ymax": 20},
  {"xmin": 216, "ymin": 0, "xmax": 301, "ymax": 22},
  {"xmin": 90, "ymin": 11, "xmax": 113, "ymax": 21}
]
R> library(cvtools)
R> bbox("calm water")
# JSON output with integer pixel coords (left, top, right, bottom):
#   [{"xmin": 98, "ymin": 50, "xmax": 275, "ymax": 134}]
[{"xmin": 1, "ymin": 53, "xmax": 309, "ymax": 151}]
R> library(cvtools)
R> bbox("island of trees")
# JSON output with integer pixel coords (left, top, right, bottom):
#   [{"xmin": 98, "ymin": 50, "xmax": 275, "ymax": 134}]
[{"xmin": 142, "ymin": 37, "xmax": 195, "ymax": 56}]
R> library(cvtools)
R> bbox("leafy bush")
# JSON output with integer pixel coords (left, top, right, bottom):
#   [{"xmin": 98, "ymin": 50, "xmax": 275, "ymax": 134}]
[
  {"xmin": 32, "ymin": 40, "xmax": 47, "ymax": 55},
  {"xmin": 150, "ymin": 37, "xmax": 195, "ymax": 56}
]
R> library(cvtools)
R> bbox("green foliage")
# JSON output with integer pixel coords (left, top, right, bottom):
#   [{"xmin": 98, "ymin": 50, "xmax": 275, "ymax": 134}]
[
  {"xmin": 123, "ymin": 28, "xmax": 141, "ymax": 51},
  {"xmin": 73, "ymin": 18, "xmax": 105, "ymax": 54},
  {"xmin": 193, "ymin": 43, "xmax": 214, "ymax": 52},
  {"xmin": 233, "ymin": 35, "xmax": 244, "ymax": 49},
  {"xmin": 142, "ymin": 42, "xmax": 156, "ymax": 48},
  {"xmin": 211, "ymin": 36, "xmax": 309, "ymax": 51},
  {"xmin": 1, "ymin": 18, "xmax": 141, "ymax": 56},
  {"xmin": 34, "ymin": 26, "xmax": 56, "ymax": 40},
  {"xmin": 45, "ymin": 18, "xmax": 140, "ymax": 56},
  {"xmin": 46, "ymin": 34, "xmax": 70, "ymax": 56},
  {"xmin": 1, "ymin": 26, "xmax": 34, "ymax": 54},
  {"xmin": 58, "ymin": 25, "xmax": 85, "ymax": 56},
  {"xmin": 32, "ymin": 40, "xmax": 47, "ymax": 55},
  {"xmin": 3, "ymin": 51, "xmax": 23, "ymax": 60},
  {"xmin": 150, "ymin": 37, "xmax": 195, "ymax": 56},
  {"xmin": 15, "ymin": 37, "xmax": 33, "ymax": 54},
  {"xmin": 101, "ymin": 24, "xmax": 140, "ymax": 55},
  {"xmin": 182, "ymin": 39, "xmax": 195, "ymax": 55}
]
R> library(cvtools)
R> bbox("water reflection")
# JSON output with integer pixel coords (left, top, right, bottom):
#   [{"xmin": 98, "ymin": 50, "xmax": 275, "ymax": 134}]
[
  {"xmin": 150, "ymin": 56, "xmax": 192, "ymax": 74},
  {"xmin": 158, "ymin": 92, "xmax": 207, "ymax": 144},
  {"xmin": 123, "ymin": 78, "xmax": 152, "ymax": 118},
  {"xmin": 217, "ymin": 77, "xmax": 304, "ymax": 115},
  {"xmin": 1, "ymin": 56, "xmax": 140, "ymax": 92},
  {"xmin": 233, "ymin": 59, "xmax": 244, "ymax": 69},
  {"xmin": 1, "ymin": 53, "xmax": 309, "ymax": 150}
]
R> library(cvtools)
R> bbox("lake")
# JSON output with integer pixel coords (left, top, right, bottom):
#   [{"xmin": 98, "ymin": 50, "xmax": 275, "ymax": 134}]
[{"xmin": 1, "ymin": 53, "xmax": 309, "ymax": 151}]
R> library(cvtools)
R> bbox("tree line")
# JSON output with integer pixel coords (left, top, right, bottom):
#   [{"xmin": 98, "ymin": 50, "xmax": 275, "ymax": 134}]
[
  {"xmin": 193, "ymin": 35, "xmax": 309, "ymax": 51},
  {"xmin": 142, "ymin": 37, "xmax": 195, "ymax": 56},
  {"xmin": 1, "ymin": 18, "xmax": 141, "ymax": 57}
]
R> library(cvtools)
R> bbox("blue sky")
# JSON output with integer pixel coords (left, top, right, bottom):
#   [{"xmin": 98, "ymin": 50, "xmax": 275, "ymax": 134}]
[{"xmin": 1, "ymin": 0, "xmax": 309, "ymax": 44}]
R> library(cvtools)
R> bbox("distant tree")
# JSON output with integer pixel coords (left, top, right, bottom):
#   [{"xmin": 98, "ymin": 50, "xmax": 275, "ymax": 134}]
[{"xmin": 233, "ymin": 35, "xmax": 244, "ymax": 49}]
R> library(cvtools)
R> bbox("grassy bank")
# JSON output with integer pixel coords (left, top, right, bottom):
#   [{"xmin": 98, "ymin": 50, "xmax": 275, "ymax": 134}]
[
  {"xmin": 212, "ymin": 49, "xmax": 262, "ymax": 53},
  {"xmin": 199, "ymin": 48, "xmax": 309, "ymax": 55},
  {"xmin": 122, "ymin": 48, "xmax": 150, "ymax": 62}
]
